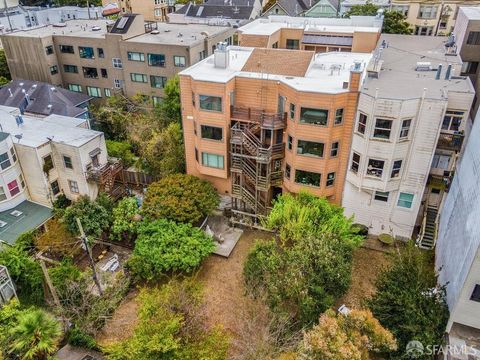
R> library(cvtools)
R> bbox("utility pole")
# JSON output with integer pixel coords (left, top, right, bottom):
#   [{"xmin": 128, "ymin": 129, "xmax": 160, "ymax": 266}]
[
  {"xmin": 76, "ymin": 218, "xmax": 103, "ymax": 295},
  {"xmin": 37, "ymin": 258, "xmax": 61, "ymax": 307}
]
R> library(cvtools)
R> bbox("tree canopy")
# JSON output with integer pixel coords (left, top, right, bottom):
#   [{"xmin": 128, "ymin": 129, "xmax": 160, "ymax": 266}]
[
  {"xmin": 345, "ymin": 3, "xmax": 413, "ymax": 34},
  {"xmin": 366, "ymin": 242, "xmax": 449, "ymax": 357},
  {"xmin": 141, "ymin": 174, "xmax": 219, "ymax": 224}
]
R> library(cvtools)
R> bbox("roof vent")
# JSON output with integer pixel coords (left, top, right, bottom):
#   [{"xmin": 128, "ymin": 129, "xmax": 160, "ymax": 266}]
[
  {"xmin": 10, "ymin": 210, "xmax": 23, "ymax": 217},
  {"xmin": 0, "ymin": 220, "xmax": 7, "ymax": 228},
  {"xmin": 53, "ymin": 23, "xmax": 67, "ymax": 27},
  {"xmin": 416, "ymin": 62, "xmax": 432, "ymax": 71},
  {"xmin": 151, "ymin": 30, "xmax": 159, "ymax": 34},
  {"xmin": 164, "ymin": 29, "xmax": 170, "ymax": 32},
  {"xmin": 19, "ymin": 82, "xmax": 24, "ymax": 86},
  {"xmin": 50, "ymin": 87, "xmax": 56, "ymax": 92},
  {"xmin": 32, "ymin": 84, "xmax": 37, "ymax": 88},
  {"xmin": 92, "ymin": 26, "xmax": 102, "ymax": 31}
]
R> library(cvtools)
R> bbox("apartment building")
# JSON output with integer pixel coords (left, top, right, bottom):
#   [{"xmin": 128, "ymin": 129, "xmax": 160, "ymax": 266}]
[
  {"xmin": 262, "ymin": 0, "xmax": 319, "ymax": 17},
  {"xmin": 180, "ymin": 43, "xmax": 371, "ymax": 220},
  {"xmin": 454, "ymin": 6, "xmax": 480, "ymax": 118},
  {"xmin": 1, "ymin": 14, "xmax": 235, "ymax": 104},
  {"xmin": 435, "ymin": 110, "xmax": 480, "ymax": 358},
  {"xmin": 102, "ymin": 0, "xmax": 175, "ymax": 22},
  {"xmin": 0, "ymin": 105, "xmax": 112, "ymax": 243},
  {"xmin": 237, "ymin": 15, "xmax": 383, "ymax": 53},
  {"xmin": 342, "ymin": 34, "xmax": 475, "ymax": 242}
]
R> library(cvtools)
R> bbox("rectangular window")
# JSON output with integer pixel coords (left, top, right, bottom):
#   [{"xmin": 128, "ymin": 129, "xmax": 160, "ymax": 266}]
[
  {"xmin": 391, "ymin": 160, "xmax": 402, "ymax": 178},
  {"xmin": 112, "ymin": 58, "xmax": 123, "ymax": 68},
  {"xmin": 114, "ymin": 79, "xmax": 123, "ymax": 89},
  {"xmin": 397, "ymin": 192, "xmax": 414, "ymax": 208},
  {"xmin": 300, "ymin": 107, "xmax": 328, "ymax": 126},
  {"xmin": 285, "ymin": 163, "xmax": 291, "ymax": 179},
  {"xmin": 286, "ymin": 39, "xmax": 299, "ymax": 50},
  {"xmin": 68, "ymin": 84, "xmax": 82, "ymax": 93},
  {"xmin": 82, "ymin": 67, "xmax": 98, "ymax": 79},
  {"xmin": 63, "ymin": 64, "xmax": 78, "ymax": 73},
  {"xmin": 295, "ymin": 169, "xmax": 321, "ymax": 187},
  {"xmin": 461, "ymin": 61, "xmax": 479, "ymax": 75},
  {"xmin": 87, "ymin": 86, "xmax": 101, "ymax": 98},
  {"xmin": 104, "ymin": 88, "xmax": 112, "ymax": 97},
  {"xmin": 19, "ymin": 174, "xmax": 25, "ymax": 189},
  {"xmin": 357, "ymin": 113, "xmax": 367, "ymax": 134},
  {"xmin": 45, "ymin": 45, "xmax": 54, "ymax": 55},
  {"xmin": 127, "ymin": 51, "xmax": 145, "ymax": 62},
  {"xmin": 101, "ymin": 68, "xmax": 108, "ymax": 78},
  {"xmin": 79, "ymin": 46, "xmax": 94, "ymax": 59},
  {"xmin": 467, "ymin": 31, "xmax": 480, "ymax": 45},
  {"xmin": 152, "ymin": 96, "xmax": 163, "ymax": 107},
  {"xmin": 199, "ymin": 95, "xmax": 222, "ymax": 112},
  {"xmin": 290, "ymin": 103, "xmax": 295, "ymax": 119},
  {"xmin": 432, "ymin": 154, "xmax": 451, "ymax": 169},
  {"xmin": 63, "ymin": 155, "xmax": 73, "ymax": 169},
  {"xmin": 51, "ymin": 180, "xmax": 60, "ymax": 195},
  {"xmin": 7, "ymin": 180, "xmax": 19, "ymax": 196},
  {"xmin": 0, "ymin": 186, "xmax": 6, "ymax": 201},
  {"xmin": 150, "ymin": 75, "xmax": 167, "ymax": 88},
  {"xmin": 201, "ymin": 125, "xmax": 223, "ymax": 141},
  {"xmin": 400, "ymin": 119, "xmax": 411, "ymax": 139},
  {"xmin": 174, "ymin": 55, "xmax": 186, "ymax": 67},
  {"xmin": 470, "ymin": 284, "xmax": 480, "ymax": 302},
  {"xmin": 374, "ymin": 191, "xmax": 389, "ymax": 202},
  {"xmin": 442, "ymin": 110, "xmax": 463, "ymax": 131},
  {"xmin": 392, "ymin": 4, "xmax": 409, "ymax": 16},
  {"xmin": 148, "ymin": 53, "xmax": 166, "ymax": 67},
  {"xmin": 50, "ymin": 65, "xmax": 58, "ymax": 75},
  {"xmin": 97, "ymin": 48, "xmax": 104, "ymax": 58},
  {"xmin": 0, "ymin": 152, "xmax": 11, "ymax": 170},
  {"xmin": 297, "ymin": 139, "xmax": 324, "ymax": 157},
  {"xmin": 10, "ymin": 148, "xmax": 16, "ymax": 163},
  {"xmin": 326, "ymin": 172, "xmax": 335, "ymax": 187},
  {"xmin": 351, "ymin": 152, "xmax": 360, "ymax": 173},
  {"xmin": 330, "ymin": 142, "xmax": 339, "ymax": 157},
  {"xmin": 59, "ymin": 44, "xmax": 74, "ymax": 54},
  {"xmin": 43, "ymin": 154, "xmax": 54, "ymax": 172},
  {"xmin": 199, "ymin": 50, "xmax": 207, "ymax": 60},
  {"xmin": 373, "ymin": 118, "xmax": 392, "ymax": 140},
  {"xmin": 69, "ymin": 180, "xmax": 79, "ymax": 194},
  {"xmin": 366, "ymin": 158, "xmax": 385, "ymax": 178},
  {"xmin": 418, "ymin": 5, "xmax": 438, "ymax": 19},
  {"xmin": 202, "ymin": 152, "xmax": 224, "ymax": 169},
  {"xmin": 334, "ymin": 108, "xmax": 344, "ymax": 125},
  {"xmin": 130, "ymin": 73, "xmax": 148, "ymax": 83},
  {"xmin": 287, "ymin": 135, "xmax": 293, "ymax": 150}
]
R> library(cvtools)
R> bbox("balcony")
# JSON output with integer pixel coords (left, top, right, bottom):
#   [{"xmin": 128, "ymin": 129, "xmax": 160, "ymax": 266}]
[
  {"xmin": 437, "ymin": 132, "xmax": 464, "ymax": 152},
  {"xmin": 230, "ymin": 106, "xmax": 286, "ymax": 129}
]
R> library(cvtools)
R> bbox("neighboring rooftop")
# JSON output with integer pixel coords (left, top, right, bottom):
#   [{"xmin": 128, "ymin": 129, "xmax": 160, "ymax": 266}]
[
  {"xmin": 0, "ymin": 200, "xmax": 52, "ymax": 245},
  {"xmin": 0, "ymin": 105, "xmax": 101, "ymax": 148},
  {"xmin": 180, "ymin": 45, "xmax": 372, "ymax": 93},
  {"xmin": 264, "ymin": 0, "xmax": 313, "ymax": 16},
  {"xmin": 460, "ymin": 6, "xmax": 480, "ymax": 20},
  {"xmin": 0, "ymin": 80, "xmax": 91, "ymax": 118},
  {"xmin": 362, "ymin": 34, "xmax": 475, "ymax": 99},
  {"xmin": 238, "ymin": 15, "xmax": 383, "ymax": 36},
  {"xmin": 174, "ymin": 2, "xmax": 254, "ymax": 20},
  {"xmin": 4, "ymin": 19, "xmax": 112, "ymax": 38}
]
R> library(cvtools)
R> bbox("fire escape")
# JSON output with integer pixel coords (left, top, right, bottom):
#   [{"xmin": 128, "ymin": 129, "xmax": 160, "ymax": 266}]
[
  {"xmin": 86, "ymin": 158, "xmax": 126, "ymax": 200},
  {"xmin": 230, "ymin": 106, "xmax": 286, "ymax": 223}
]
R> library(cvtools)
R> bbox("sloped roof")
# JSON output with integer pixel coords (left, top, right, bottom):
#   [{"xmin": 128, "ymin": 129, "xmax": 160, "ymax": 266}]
[
  {"xmin": 0, "ymin": 79, "xmax": 91, "ymax": 118},
  {"xmin": 266, "ymin": 0, "xmax": 318, "ymax": 16},
  {"xmin": 241, "ymin": 48, "xmax": 314, "ymax": 77}
]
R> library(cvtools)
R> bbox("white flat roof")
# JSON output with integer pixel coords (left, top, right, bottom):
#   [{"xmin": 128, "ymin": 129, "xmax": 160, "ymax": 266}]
[
  {"xmin": 0, "ymin": 105, "xmax": 101, "ymax": 148},
  {"xmin": 238, "ymin": 15, "xmax": 382, "ymax": 36},
  {"xmin": 180, "ymin": 46, "xmax": 372, "ymax": 94},
  {"xmin": 460, "ymin": 6, "xmax": 480, "ymax": 20}
]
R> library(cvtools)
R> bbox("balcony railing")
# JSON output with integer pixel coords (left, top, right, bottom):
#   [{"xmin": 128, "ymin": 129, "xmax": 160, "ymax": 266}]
[
  {"xmin": 230, "ymin": 106, "xmax": 286, "ymax": 129},
  {"xmin": 86, "ymin": 158, "xmax": 122, "ymax": 183},
  {"xmin": 437, "ymin": 132, "xmax": 464, "ymax": 152}
]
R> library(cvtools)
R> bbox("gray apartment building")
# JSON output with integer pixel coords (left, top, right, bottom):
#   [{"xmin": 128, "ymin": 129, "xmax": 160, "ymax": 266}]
[{"xmin": 0, "ymin": 14, "xmax": 235, "ymax": 105}]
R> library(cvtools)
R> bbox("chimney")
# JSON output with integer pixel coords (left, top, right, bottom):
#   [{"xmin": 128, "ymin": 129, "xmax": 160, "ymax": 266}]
[
  {"xmin": 214, "ymin": 42, "xmax": 230, "ymax": 69},
  {"xmin": 445, "ymin": 64, "xmax": 452, "ymax": 80},
  {"xmin": 436, "ymin": 64, "xmax": 442, "ymax": 80}
]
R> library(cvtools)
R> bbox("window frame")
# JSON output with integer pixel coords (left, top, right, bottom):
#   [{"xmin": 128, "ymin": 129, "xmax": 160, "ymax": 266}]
[
  {"xmin": 366, "ymin": 158, "xmax": 385, "ymax": 178},
  {"xmin": 150, "ymin": 75, "xmax": 167, "ymax": 88},
  {"xmin": 289, "ymin": 103, "xmax": 296, "ymax": 120},
  {"xmin": 63, "ymin": 64, "xmax": 78, "ymax": 73},
  {"xmin": 397, "ymin": 192, "xmax": 414, "ymax": 209},
  {"xmin": 49, "ymin": 65, "xmax": 58, "ymax": 75},
  {"xmin": 285, "ymin": 163, "xmax": 291, "ymax": 179},
  {"xmin": 326, "ymin": 172, "xmax": 335, "ymax": 187},
  {"xmin": 334, "ymin": 108, "xmax": 344, "ymax": 125},
  {"xmin": 68, "ymin": 180, "xmax": 79, "ymax": 194},
  {"xmin": 86, "ymin": 86, "xmax": 102, "ymax": 98},
  {"xmin": 374, "ymin": 191, "xmax": 389, "ymax": 202},
  {"xmin": 391, "ymin": 160, "xmax": 403, "ymax": 179},
  {"xmin": 201, "ymin": 125, "xmax": 223, "ymax": 141},
  {"xmin": 286, "ymin": 39, "xmax": 300, "ymax": 50},
  {"xmin": 173, "ymin": 55, "xmax": 186, "ymax": 67},
  {"xmin": 399, "ymin": 119, "xmax": 412, "ymax": 139},
  {"xmin": 59, "ymin": 44, "xmax": 74, "ymax": 54},
  {"xmin": 51, "ymin": 180, "xmax": 60, "ymax": 196},
  {"xmin": 330, "ymin": 141, "xmax": 339, "ymax": 158},
  {"xmin": 147, "ymin": 53, "xmax": 166, "ymax": 67},
  {"xmin": 300, "ymin": 107, "xmax": 329, "ymax": 126},
  {"xmin": 127, "ymin": 51, "xmax": 145, "ymax": 62},
  {"xmin": 130, "ymin": 73, "xmax": 148, "ymax": 83},
  {"xmin": 373, "ymin": 118, "xmax": 393, "ymax": 140},
  {"xmin": 79, "ymin": 46, "xmax": 95, "ymax": 59},
  {"xmin": 296, "ymin": 139, "xmax": 324, "ymax": 158},
  {"xmin": 294, "ymin": 169, "xmax": 321, "ymax": 187},
  {"xmin": 467, "ymin": 31, "xmax": 480, "ymax": 45},
  {"xmin": 199, "ymin": 95, "xmax": 222, "ymax": 112},
  {"xmin": 357, "ymin": 113, "xmax": 367, "ymax": 134},
  {"xmin": 112, "ymin": 58, "xmax": 123, "ymax": 69},
  {"xmin": 442, "ymin": 110, "xmax": 464, "ymax": 132},
  {"xmin": 351, "ymin": 152, "xmax": 361, "ymax": 174},
  {"xmin": 68, "ymin": 84, "xmax": 82, "ymax": 93},
  {"xmin": 63, "ymin": 155, "xmax": 73, "ymax": 169},
  {"xmin": 45, "ymin": 45, "xmax": 54, "ymax": 55},
  {"xmin": 201, "ymin": 152, "xmax": 224, "ymax": 169},
  {"xmin": 0, "ymin": 186, "xmax": 6, "ymax": 201},
  {"xmin": 7, "ymin": 180, "xmax": 19, "ymax": 197},
  {"xmin": 82, "ymin": 67, "xmax": 98, "ymax": 79},
  {"xmin": 0, "ymin": 152, "xmax": 11, "ymax": 170}
]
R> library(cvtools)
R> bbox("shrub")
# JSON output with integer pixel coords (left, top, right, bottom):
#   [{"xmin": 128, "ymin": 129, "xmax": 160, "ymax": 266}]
[
  {"xmin": 15, "ymin": 231, "xmax": 36, "ymax": 250},
  {"xmin": 63, "ymin": 195, "xmax": 111, "ymax": 237},
  {"xmin": 106, "ymin": 140, "xmax": 136, "ymax": 167},
  {"xmin": 0, "ymin": 298, "xmax": 22, "ymax": 357},
  {"xmin": 141, "ymin": 174, "xmax": 219, "ymax": 224},
  {"xmin": 35, "ymin": 218, "xmax": 81, "ymax": 257},
  {"xmin": 111, "ymin": 197, "xmax": 140, "ymax": 242},
  {"xmin": 366, "ymin": 242, "xmax": 449, "ymax": 357},
  {"xmin": 67, "ymin": 327, "xmax": 98, "ymax": 349},
  {"xmin": 128, "ymin": 219, "xmax": 215, "ymax": 280},
  {"xmin": 48, "ymin": 260, "xmax": 82, "ymax": 296}
]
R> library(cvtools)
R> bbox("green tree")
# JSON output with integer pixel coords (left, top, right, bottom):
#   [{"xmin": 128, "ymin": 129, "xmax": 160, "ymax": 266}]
[
  {"xmin": 292, "ymin": 309, "xmax": 397, "ymax": 359},
  {"xmin": 0, "ymin": 299, "xmax": 22, "ymax": 358},
  {"xmin": 141, "ymin": 122, "xmax": 185, "ymax": 177},
  {"xmin": 9, "ymin": 309, "xmax": 62, "ymax": 360},
  {"xmin": 106, "ymin": 140, "xmax": 136, "ymax": 168},
  {"xmin": 111, "ymin": 197, "xmax": 140, "ymax": 242},
  {"xmin": 0, "ymin": 49, "xmax": 11, "ymax": 81},
  {"xmin": 128, "ymin": 219, "xmax": 215, "ymax": 280},
  {"xmin": 366, "ymin": 242, "xmax": 449, "ymax": 358},
  {"xmin": 62, "ymin": 195, "xmax": 111, "ymax": 238},
  {"xmin": 105, "ymin": 278, "xmax": 229, "ymax": 360},
  {"xmin": 160, "ymin": 76, "xmax": 182, "ymax": 124},
  {"xmin": 141, "ymin": 174, "xmax": 219, "ymax": 224},
  {"xmin": 345, "ymin": 2, "xmax": 412, "ymax": 34},
  {"xmin": 91, "ymin": 96, "xmax": 132, "ymax": 140}
]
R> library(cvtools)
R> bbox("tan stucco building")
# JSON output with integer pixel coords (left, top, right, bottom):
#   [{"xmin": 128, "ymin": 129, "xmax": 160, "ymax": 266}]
[
  {"xmin": 102, "ymin": 0, "xmax": 174, "ymax": 22},
  {"xmin": 1, "ymin": 14, "xmax": 235, "ymax": 105}
]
